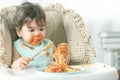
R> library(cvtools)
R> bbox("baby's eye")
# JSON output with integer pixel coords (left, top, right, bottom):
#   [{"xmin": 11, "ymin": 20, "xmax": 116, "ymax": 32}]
[
  {"xmin": 28, "ymin": 29, "xmax": 35, "ymax": 32},
  {"xmin": 40, "ymin": 28, "xmax": 44, "ymax": 31}
]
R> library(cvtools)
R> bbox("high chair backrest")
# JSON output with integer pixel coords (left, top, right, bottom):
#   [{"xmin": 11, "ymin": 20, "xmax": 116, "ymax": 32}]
[{"xmin": 0, "ymin": 3, "xmax": 95, "ymax": 66}]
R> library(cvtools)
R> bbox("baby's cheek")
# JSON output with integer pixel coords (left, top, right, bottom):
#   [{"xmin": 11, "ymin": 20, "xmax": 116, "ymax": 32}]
[
  {"xmin": 28, "ymin": 37, "xmax": 33, "ymax": 43},
  {"xmin": 26, "ymin": 37, "xmax": 34, "ymax": 44}
]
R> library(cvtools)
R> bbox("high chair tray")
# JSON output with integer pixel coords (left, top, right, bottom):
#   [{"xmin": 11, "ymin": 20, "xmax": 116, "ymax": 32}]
[{"xmin": 0, "ymin": 62, "xmax": 118, "ymax": 80}]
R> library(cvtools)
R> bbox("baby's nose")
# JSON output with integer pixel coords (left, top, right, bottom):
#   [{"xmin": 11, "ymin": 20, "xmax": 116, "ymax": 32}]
[{"xmin": 34, "ymin": 30, "xmax": 41, "ymax": 35}]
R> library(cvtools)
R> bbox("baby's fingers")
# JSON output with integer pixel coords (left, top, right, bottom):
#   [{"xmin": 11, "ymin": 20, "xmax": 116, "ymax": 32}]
[
  {"xmin": 22, "ymin": 57, "xmax": 30, "ymax": 65},
  {"xmin": 19, "ymin": 57, "xmax": 30, "ymax": 69}
]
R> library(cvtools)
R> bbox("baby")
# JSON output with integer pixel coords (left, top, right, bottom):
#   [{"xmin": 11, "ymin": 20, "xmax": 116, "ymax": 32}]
[{"xmin": 11, "ymin": 2, "xmax": 69, "ymax": 70}]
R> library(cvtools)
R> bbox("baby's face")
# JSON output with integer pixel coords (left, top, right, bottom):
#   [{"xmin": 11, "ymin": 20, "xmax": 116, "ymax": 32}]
[{"xmin": 17, "ymin": 19, "xmax": 46, "ymax": 46}]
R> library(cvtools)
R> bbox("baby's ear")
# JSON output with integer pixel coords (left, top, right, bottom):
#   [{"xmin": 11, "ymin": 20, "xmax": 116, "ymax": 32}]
[{"xmin": 16, "ymin": 28, "xmax": 22, "ymax": 37}]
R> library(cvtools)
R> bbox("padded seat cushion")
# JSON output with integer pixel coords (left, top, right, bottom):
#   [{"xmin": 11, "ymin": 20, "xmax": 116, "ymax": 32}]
[
  {"xmin": 63, "ymin": 10, "xmax": 95, "ymax": 64},
  {"xmin": 0, "ymin": 3, "xmax": 96, "ymax": 66},
  {"xmin": 45, "ymin": 10, "xmax": 67, "ymax": 46},
  {"xmin": 0, "ymin": 15, "xmax": 12, "ymax": 66}
]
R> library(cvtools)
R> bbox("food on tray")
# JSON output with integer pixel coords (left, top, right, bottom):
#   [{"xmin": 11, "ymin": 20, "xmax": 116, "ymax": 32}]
[
  {"xmin": 44, "ymin": 63, "xmax": 80, "ymax": 72},
  {"xmin": 44, "ymin": 43, "xmax": 80, "ymax": 73}
]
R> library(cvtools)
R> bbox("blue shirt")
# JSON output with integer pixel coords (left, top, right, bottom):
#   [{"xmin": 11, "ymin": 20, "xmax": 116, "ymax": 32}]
[{"xmin": 14, "ymin": 38, "xmax": 54, "ymax": 68}]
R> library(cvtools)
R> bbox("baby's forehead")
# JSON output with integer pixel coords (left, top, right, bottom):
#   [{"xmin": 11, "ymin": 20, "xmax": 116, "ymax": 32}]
[{"xmin": 25, "ymin": 19, "xmax": 45, "ymax": 27}]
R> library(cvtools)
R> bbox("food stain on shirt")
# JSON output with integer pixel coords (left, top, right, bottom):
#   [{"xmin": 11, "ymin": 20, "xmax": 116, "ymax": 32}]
[
  {"xmin": 20, "ymin": 42, "xmax": 35, "ymax": 50},
  {"xmin": 46, "ymin": 51, "xmax": 50, "ymax": 57}
]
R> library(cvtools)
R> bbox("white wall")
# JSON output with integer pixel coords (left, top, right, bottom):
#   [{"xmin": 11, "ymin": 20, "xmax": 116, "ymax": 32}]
[{"xmin": 0, "ymin": 0, "xmax": 120, "ymax": 63}]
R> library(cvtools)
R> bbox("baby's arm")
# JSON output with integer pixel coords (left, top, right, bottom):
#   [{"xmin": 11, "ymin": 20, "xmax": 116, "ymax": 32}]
[{"xmin": 11, "ymin": 46, "xmax": 30, "ymax": 70}]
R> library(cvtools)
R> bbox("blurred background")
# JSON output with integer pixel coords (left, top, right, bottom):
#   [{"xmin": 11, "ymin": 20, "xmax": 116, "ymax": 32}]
[{"xmin": 0, "ymin": 0, "xmax": 120, "ymax": 69}]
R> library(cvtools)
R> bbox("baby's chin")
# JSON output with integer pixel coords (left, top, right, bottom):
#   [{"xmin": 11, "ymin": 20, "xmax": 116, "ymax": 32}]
[
  {"xmin": 30, "ymin": 41, "xmax": 41, "ymax": 46},
  {"xmin": 28, "ymin": 39, "xmax": 44, "ymax": 46},
  {"xmin": 31, "ymin": 43, "xmax": 41, "ymax": 46}
]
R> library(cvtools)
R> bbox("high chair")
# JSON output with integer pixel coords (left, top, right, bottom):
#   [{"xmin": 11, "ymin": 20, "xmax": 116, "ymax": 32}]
[
  {"xmin": 0, "ymin": 3, "xmax": 118, "ymax": 80},
  {"xmin": 0, "ymin": 3, "xmax": 96, "ymax": 66}
]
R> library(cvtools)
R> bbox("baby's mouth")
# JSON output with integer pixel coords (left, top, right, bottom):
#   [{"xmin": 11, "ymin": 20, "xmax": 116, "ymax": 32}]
[
  {"xmin": 31, "ymin": 36, "xmax": 43, "ymax": 45},
  {"xmin": 33, "ymin": 39, "xmax": 41, "ymax": 43}
]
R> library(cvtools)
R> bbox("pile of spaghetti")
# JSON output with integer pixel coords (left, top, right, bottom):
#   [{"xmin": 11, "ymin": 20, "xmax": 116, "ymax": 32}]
[
  {"xmin": 44, "ymin": 43, "xmax": 80, "ymax": 72},
  {"xmin": 44, "ymin": 63, "xmax": 80, "ymax": 72}
]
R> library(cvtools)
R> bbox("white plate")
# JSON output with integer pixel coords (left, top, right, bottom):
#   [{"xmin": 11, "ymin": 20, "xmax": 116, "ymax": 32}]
[{"xmin": 34, "ymin": 66, "xmax": 85, "ymax": 75}]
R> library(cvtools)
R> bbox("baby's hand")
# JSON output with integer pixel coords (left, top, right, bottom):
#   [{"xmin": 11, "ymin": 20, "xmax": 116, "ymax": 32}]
[{"xmin": 11, "ymin": 57, "xmax": 30, "ymax": 70}]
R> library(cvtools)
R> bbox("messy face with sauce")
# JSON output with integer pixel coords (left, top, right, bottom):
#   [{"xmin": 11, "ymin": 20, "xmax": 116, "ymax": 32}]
[
  {"xmin": 14, "ymin": 2, "xmax": 46, "ymax": 46},
  {"xmin": 16, "ymin": 19, "xmax": 46, "ymax": 46}
]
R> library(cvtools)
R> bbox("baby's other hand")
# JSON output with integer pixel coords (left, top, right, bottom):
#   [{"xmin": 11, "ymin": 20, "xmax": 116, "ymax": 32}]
[{"xmin": 11, "ymin": 57, "xmax": 30, "ymax": 70}]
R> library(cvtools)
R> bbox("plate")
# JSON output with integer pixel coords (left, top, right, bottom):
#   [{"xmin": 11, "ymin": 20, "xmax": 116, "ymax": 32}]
[{"xmin": 34, "ymin": 66, "xmax": 84, "ymax": 75}]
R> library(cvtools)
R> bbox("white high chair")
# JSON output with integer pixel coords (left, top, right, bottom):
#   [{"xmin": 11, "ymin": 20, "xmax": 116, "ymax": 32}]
[
  {"xmin": 0, "ymin": 3, "xmax": 118, "ymax": 80},
  {"xmin": 0, "ymin": 3, "xmax": 95, "ymax": 66}
]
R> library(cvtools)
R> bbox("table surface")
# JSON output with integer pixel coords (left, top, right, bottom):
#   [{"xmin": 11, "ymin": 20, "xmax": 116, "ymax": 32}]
[{"xmin": 0, "ymin": 62, "xmax": 119, "ymax": 80}]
